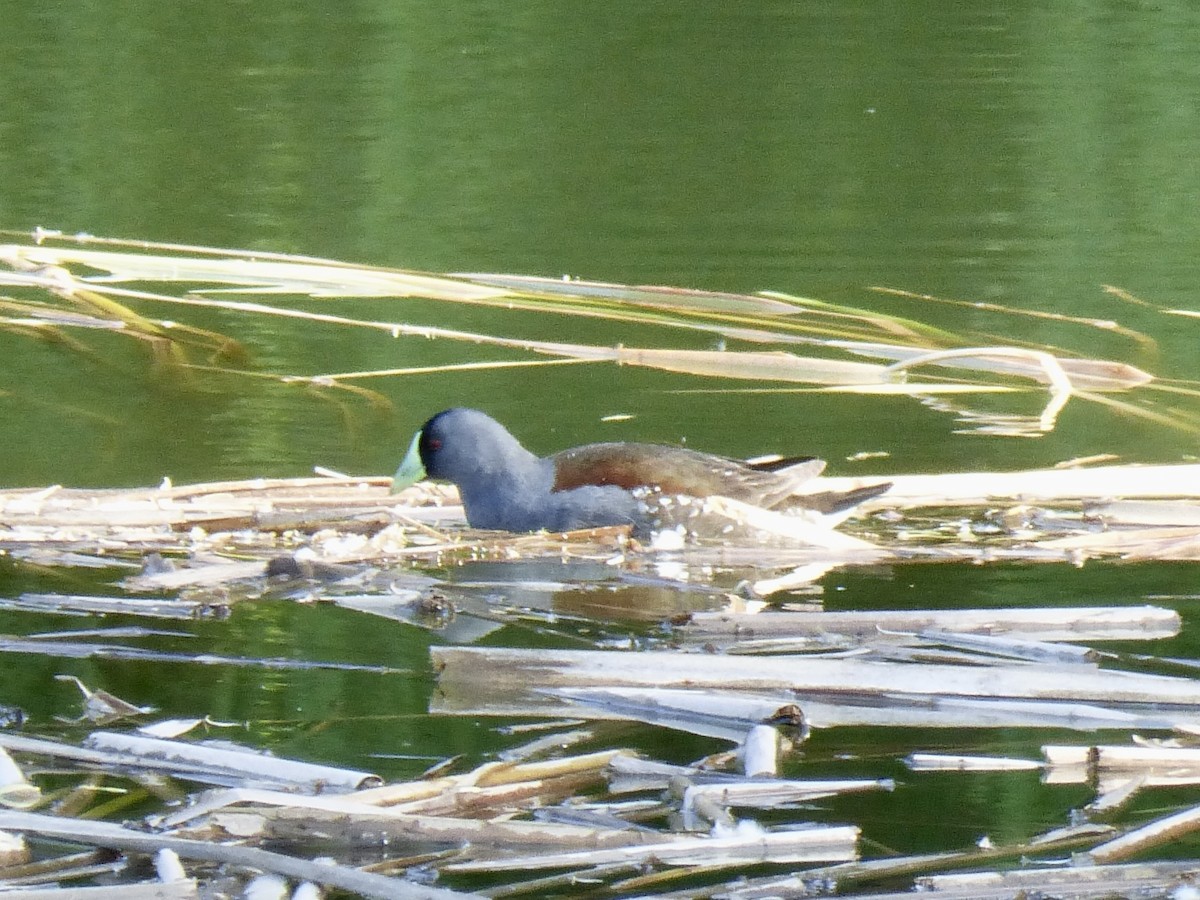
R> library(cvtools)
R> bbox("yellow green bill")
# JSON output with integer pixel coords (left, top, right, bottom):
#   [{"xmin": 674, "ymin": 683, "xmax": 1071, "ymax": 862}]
[{"xmin": 391, "ymin": 431, "xmax": 427, "ymax": 493}]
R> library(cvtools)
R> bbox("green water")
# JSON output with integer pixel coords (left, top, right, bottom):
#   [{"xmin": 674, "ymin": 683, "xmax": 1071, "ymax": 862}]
[
  {"xmin": 2, "ymin": 1, "xmax": 1200, "ymax": 879},
  {"xmin": 5, "ymin": 3, "xmax": 1199, "ymax": 480}
]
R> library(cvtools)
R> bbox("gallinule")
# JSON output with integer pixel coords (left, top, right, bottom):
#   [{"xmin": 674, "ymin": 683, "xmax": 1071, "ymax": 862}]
[{"xmin": 392, "ymin": 408, "xmax": 889, "ymax": 533}]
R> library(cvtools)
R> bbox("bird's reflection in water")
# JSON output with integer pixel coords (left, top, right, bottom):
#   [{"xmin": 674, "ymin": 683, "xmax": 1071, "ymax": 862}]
[{"xmin": 448, "ymin": 558, "xmax": 731, "ymax": 624}]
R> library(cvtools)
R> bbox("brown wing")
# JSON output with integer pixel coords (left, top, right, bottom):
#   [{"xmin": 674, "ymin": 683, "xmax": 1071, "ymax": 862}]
[{"xmin": 550, "ymin": 443, "xmax": 825, "ymax": 507}]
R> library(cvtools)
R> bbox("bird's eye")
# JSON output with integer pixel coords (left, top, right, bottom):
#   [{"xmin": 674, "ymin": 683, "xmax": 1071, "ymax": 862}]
[{"xmin": 428, "ymin": 438, "xmax": 442, "ymax": 451}]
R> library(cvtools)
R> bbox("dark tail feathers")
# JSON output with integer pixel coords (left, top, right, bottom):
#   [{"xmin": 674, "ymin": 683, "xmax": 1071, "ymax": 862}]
[{"xmin": 791, "ymin": 481, "xmax": 891, "ymax": 515}]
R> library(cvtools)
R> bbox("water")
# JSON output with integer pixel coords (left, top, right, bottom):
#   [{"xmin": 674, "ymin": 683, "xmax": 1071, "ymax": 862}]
[{"xmin": 2, "ymin": 1, "xmax": 1200, "ymax": 879}]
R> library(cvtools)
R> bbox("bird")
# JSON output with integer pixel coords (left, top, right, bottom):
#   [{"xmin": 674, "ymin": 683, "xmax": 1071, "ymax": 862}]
[{"xmin": 391, "ymin": 408, "xmax": 889, "ymax": 534}]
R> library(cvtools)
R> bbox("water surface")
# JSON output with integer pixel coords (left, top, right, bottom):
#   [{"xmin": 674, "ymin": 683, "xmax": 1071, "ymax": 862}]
[{"xmin": 1, "ymin": 1, "xmax": 1199, "ymax": 869}]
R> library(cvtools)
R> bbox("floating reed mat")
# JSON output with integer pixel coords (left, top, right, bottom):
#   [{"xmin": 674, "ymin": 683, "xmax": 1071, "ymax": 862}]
[
  {"xmin": 7, "ymin": 722, "xmax": 1200, "ymax": 899},
  {"xmin": 0, "ymin": 476, "xmax": 413, "ymax": 534},
  {"xmin": 818, "ymin": 463, "xmax": 1200, "ymax": 507},
  {"xmin": 674, "ymin": 605, "xmax": 1181, "ymax": 652},
  {"xmin": 430, "ymin": 643, "xmax": 1200, "ymax": 731},
  {"xmin": 2, "ymin": 464, "xmax": 1200, "ymax": 567},
  {"xmin": 0, "ymin": 731, "xmax": 868, "ymax": 897}
]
